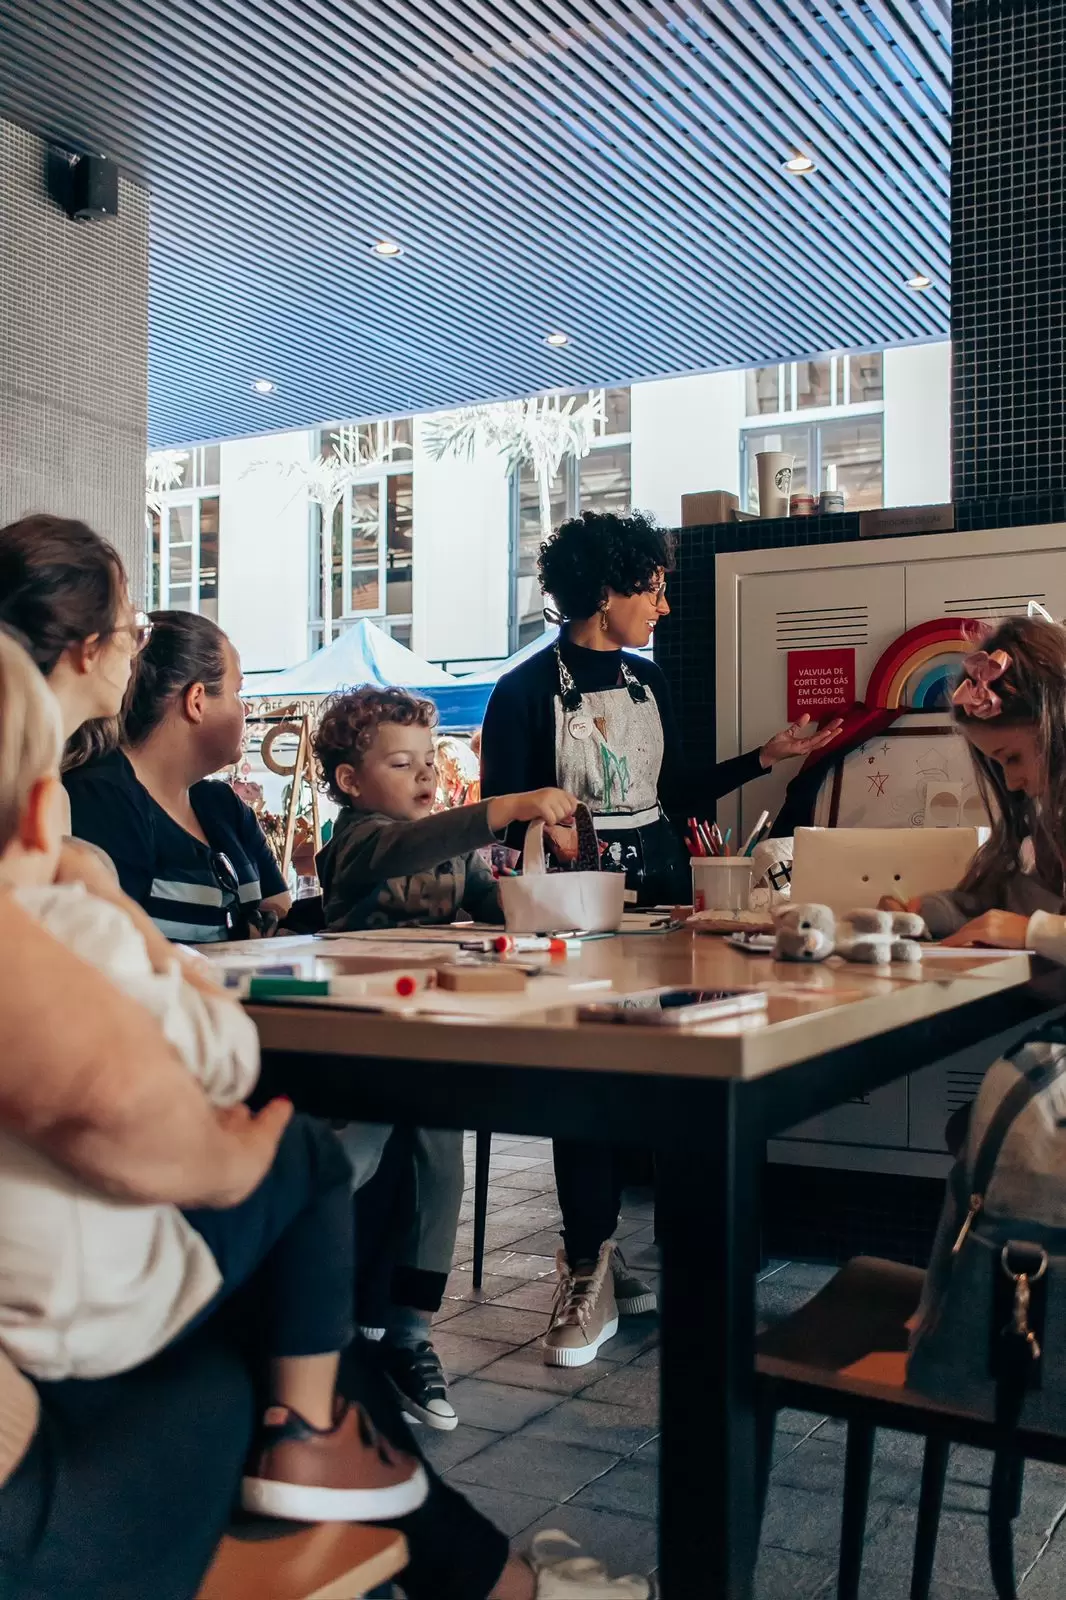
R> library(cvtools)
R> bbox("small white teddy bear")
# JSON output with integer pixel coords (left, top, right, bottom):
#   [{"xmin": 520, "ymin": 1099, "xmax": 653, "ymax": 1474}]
[
  {"xmin": 774, "ymin": 904, "xmax": 927, "ymax": 966},
  {"xmin": 772, "ymin": 903, "xmax": 836, "ymax": 963}
]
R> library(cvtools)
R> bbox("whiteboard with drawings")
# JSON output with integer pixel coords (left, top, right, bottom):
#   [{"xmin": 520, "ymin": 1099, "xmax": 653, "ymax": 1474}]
[{"xmin": 813, "ymin": 719, "xmax": 990, "ymax": 831}]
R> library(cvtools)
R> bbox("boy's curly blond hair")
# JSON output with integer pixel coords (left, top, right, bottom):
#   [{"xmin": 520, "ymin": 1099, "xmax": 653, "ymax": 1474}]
[{"xmin": 313, "ymin": 686, "xmax": 438, "ymax": 805}]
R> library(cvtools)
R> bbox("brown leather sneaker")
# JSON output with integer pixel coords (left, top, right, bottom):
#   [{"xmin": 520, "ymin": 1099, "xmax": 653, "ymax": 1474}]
[
  {"xmin": 241, "ymin": 1398, "xmax": 429, "ymax": 1522},
  {"xmin": 543, "ymin": 1242, "xmax": 619, "ymax": 1368}
]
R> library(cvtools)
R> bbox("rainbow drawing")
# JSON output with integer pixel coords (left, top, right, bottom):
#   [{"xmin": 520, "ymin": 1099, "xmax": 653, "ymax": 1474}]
[{"xmin": 865, "ymin": 618, "xmax": 982, "ymax": 711}]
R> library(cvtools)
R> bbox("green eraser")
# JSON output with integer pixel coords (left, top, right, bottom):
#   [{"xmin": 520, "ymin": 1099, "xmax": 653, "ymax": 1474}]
[{"xmin": 246, "ymin": 977, "xmax": 331, "ymax": 999}]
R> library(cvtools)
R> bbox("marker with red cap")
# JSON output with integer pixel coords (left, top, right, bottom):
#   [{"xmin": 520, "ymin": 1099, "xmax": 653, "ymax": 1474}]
[
  {"xmin": 492, "ymin": 935, "xmax": 581, "ymax": 956},
  {"xmin": 394, "ymin": 974, "xmax": 418, "ymax": 998}
]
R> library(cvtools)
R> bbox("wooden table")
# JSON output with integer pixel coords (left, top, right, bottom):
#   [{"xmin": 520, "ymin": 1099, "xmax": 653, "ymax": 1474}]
[{"xmin": 234, "ymin": 932, "xmax": 1066, "ymax": 1599}]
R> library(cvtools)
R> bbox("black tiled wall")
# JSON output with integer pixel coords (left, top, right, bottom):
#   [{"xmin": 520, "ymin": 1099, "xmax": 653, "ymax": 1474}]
[{"xmin": 953, "ymin": 0, "xmax": 1066, "ymax": 498}]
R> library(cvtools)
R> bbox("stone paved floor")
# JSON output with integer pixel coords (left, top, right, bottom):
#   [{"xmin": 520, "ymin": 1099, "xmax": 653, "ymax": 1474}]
[{"xmin": 416, "ymin": 1134, "xmax": 1066, "ymax": 1597}]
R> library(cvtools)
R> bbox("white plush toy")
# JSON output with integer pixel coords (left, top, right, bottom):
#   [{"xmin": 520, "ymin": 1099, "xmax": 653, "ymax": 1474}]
[
  {"xmin": 836, "ymin": 908, "xmax": 926, "ymax": 966},
  {"xmin": 774, "ymin": 904, "xmax": 927, "ymax": 966}
]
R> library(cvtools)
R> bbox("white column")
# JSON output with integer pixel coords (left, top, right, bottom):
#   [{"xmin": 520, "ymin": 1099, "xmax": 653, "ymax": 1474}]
[
  {"xmin": 411, "ymin": 416, "xmax": 511, "ymax": 664},
  {"xmin": 630, "ymin": 370, "xmax": 747, "ymax": 525},
  {"xmin": 0, "ymin": 118, "xmax": 149, "ymax": 592},
  {"xmin": 217, "ymin": 431, "xmax": 313, "ymax": 672},
  {"xmin": 883, "ymin": 342, "xmax": 951, "ymax": 507}
]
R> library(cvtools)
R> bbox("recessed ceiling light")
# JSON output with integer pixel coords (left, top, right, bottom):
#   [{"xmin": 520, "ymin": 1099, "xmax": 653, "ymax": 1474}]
[
  {"xmin": 371, "ymin": 239, "xmax": 404, "ymax": 258},
  {"xmin": 782, "ymin": 152, "xmax": 816, "ymax": 176},
  {"xmin": 251, "ymin": 378, "xmax": 276, "ymax": 394},
  {"xmin": 545, "ymin": 331, "xmax": 571, "ymax": 348},
  {"xmin": 905, "ymin": 273, "xmax": 934, "ymax": 291}
]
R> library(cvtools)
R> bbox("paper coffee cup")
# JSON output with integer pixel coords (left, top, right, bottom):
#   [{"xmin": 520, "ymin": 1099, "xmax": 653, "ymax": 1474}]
[{"xmin": 756, "ymin": 452, "xmax": 794, "ymax": 518}]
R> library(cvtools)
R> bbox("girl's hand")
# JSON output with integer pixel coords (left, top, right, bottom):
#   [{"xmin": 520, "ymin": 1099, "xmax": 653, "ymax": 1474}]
[
  {"xmin": 878, "ymin": 895, "xmax": 923, "ymax": 914},
  {"xmin": 941, "ymin": 912, "xmax": 1031, "ymax": 949},
  {"xmin": 760, "ymin": 715, "xmax": 845, "ymax": 767}
]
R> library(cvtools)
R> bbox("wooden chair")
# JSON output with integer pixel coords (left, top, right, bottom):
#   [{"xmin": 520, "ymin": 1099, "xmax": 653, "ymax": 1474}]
[
  {"xmin": 755, "ymin": 1256, "xmax": 1066, "ymax": 1600},
  {"xmin": 197, "ymin": 1518, "xmax": 407, "ymax": 1600}
]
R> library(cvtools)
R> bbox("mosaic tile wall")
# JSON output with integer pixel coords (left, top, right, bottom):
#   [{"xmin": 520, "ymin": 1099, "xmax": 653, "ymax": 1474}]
[
  {"xmin": 0, "ymin": 118, "xmax": 149, "ymax": 594},
  {"xmin": 953, "ymin": 0, "xmax": 1066, "ymax": 499}
]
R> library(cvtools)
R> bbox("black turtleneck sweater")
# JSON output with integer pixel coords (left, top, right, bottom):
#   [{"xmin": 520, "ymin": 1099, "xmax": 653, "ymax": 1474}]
[{"xmin": 480, "ymin": 634, "xmax": 764, "ymax": 840}]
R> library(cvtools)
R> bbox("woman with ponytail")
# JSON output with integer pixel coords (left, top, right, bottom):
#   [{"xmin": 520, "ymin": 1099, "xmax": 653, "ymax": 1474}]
[{"xmin": 65, "ymin": 610, "xmax": 290, "ymax": 941}]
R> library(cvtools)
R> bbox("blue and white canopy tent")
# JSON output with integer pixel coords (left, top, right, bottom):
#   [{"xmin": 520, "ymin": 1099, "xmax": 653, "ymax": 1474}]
[{"xmin": 242, "ymin": 619, "xmax": 558, "ymax": 733}]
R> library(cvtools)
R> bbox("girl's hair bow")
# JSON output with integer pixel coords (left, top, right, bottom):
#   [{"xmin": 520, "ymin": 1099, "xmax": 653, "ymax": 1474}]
[{"xmin": 951, "ymin": 649, "xmax": 1012, "ymax": 720}]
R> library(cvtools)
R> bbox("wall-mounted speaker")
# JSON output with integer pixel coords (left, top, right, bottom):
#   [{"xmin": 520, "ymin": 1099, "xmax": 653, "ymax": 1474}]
[{"xmin": 46, "ymin": 147, "xmax": 119, "ymax": 222}]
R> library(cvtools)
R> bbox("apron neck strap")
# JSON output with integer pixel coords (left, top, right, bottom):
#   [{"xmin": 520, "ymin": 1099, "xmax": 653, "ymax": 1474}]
[{"xmin": 554, "ymin": 644, "xmax": 648, "ymax": 713}]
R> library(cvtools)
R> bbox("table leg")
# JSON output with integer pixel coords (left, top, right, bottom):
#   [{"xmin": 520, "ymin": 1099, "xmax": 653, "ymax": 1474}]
[{"xmin": 657, "ymin": 1091, "xmax": 762, "ymax": 1599}]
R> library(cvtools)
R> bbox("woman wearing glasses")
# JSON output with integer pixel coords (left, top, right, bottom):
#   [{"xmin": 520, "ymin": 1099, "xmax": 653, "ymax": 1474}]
[
  {"xmin": 65, "ymin": 610, "xmax": 291, "ymax": 943},
  {"xmin": 480, "ymin": 509, "xmax": 840, "ymax": 1368},
  {"xmin": 0, "ymin": 513, "xmax": 153, "ymax": 782}
]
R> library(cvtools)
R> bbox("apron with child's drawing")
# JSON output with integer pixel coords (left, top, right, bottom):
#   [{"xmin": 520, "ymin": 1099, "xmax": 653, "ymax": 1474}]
[{"xmin": 551, "ymin": 647, "xmax": 689, "ymax": 905}]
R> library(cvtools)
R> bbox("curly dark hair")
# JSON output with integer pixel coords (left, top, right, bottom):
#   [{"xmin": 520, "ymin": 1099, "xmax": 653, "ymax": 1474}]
[
  {"xmin": 313, "ymin": 686, "xmax": 438, "ymax": 805},
  {"xmin": 536, "ymin": 510, "xmax": 674, "ymax": 622}
]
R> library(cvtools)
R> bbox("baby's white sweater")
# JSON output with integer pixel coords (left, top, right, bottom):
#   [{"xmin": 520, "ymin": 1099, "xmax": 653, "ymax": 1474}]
[{"xmin": 0, "ymin": 882, "xmax": 260, "ymax": 1380}]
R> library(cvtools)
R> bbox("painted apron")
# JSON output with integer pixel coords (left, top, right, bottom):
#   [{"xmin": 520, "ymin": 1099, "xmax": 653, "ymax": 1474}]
[{"xmin": 552, "ymin": 647, "xmax": 689, "ymax": 905}]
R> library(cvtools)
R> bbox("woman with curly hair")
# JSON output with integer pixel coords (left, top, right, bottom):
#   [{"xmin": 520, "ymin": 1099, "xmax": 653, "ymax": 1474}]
[{"xmin": 481, "ymin": 510, "xmax": 839, "ymax": 1367}]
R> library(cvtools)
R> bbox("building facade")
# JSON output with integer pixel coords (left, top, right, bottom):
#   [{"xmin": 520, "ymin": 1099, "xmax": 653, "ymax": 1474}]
[{"xmin": 147, "ymin": 340, "xmax": 951, "ymax": 674}]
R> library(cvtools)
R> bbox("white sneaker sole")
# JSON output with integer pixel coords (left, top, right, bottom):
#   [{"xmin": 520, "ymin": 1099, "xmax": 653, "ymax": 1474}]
[
  {"xmin": 543, "ymin": 1314, "xmax": 619, "ymax": 1367},
  {"xmin": 241, "ymin": 1461, "xmax": 429, "ymax": 1522},
  {"xmin": 615, "ymin": 1289, "xmax": 657, "ymax": 1316},
  {"xmin": 389, "ymin": 1378, "xmax": 459, "ymax": 1432}
]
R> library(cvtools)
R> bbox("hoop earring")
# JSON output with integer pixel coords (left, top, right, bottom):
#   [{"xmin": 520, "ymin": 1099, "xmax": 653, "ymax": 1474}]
[{"xmin": 599, "ymin": 607, "xmax": 610, "ymax": 633}]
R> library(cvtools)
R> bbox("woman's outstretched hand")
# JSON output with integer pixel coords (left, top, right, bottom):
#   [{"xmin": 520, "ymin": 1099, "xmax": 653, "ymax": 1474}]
[{"xmin": 760, "ymin": 715, "xmax": 844, "ymax": 767}]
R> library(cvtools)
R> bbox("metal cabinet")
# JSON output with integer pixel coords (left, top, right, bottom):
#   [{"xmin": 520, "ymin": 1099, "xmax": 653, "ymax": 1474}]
[
  {"xmin": 736, "ymin": 562, "xmax": 906, "ymax": 839},
  {"xmin": 719, "ymin": 525, "xmax": 1066, "ymax": 1173}
]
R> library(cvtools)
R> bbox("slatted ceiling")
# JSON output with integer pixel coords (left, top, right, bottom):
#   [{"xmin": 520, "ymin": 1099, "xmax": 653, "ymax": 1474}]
[{"xmin": 0, "ymin": 0, "xmax": 951, "ymax": 446}]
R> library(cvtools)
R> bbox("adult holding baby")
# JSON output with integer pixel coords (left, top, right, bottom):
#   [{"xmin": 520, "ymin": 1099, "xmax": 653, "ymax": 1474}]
[{"xmin": 481, "ymin": 509, "xmax": 841, "ymax": 1364}]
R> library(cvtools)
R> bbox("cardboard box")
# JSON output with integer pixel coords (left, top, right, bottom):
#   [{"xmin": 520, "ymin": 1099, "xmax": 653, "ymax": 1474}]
[{"xmin": 681, "ymin": 490, "xmax": 739, "ymax": 527}]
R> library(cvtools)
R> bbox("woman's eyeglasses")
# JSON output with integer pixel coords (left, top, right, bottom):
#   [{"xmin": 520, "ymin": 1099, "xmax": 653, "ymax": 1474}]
[{"xmin": 116, "ymin": 611, "xmax": 154, "ymax": 654}]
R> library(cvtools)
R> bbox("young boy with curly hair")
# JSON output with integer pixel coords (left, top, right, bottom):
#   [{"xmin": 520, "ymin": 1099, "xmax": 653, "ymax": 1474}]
[{"xmin": 312, "ymin": 686, "xmax": 576, "ymax": 1428}]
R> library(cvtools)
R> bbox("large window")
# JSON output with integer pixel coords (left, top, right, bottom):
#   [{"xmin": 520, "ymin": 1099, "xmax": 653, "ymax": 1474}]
[
  {"xmin": 510, "ymin": 388, "xmax": 631, "ymax": 651},
  {"xmin": 745, "ymin": 353, "xmax": 883, "ymax": 415},
  {"xmin": 741, "ymin": 416, "xmax": 884, "ymax": 512},
  {"xmin": 309, "ymin": 420, "xmax": 414, "ymax": 651},
  {"xmin": 741, "ymin": 351, "xmax": 884, "ymax": 511},
  {"xmin": 147, "ymin": 446, "xmax": 221, "ymax": 618}
]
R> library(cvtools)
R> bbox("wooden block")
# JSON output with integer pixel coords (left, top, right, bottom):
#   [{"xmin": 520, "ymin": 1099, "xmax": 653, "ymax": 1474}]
[
  {"xmin": 681, "ymin": 489, "xmax": 739, "ymax": 527},
  {"xmin": 435, "ymin": 963, "xmax": 527, "ymax": 992},
  {"xmin": 197, "ymin": 1521, "xmax": 407, "ymax": 1600}
]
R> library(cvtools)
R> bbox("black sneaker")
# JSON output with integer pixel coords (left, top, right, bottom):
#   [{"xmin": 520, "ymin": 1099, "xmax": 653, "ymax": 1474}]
[{"xmin": 381, "ymin": 1341, "xmax": 458, "ymax": 1432}]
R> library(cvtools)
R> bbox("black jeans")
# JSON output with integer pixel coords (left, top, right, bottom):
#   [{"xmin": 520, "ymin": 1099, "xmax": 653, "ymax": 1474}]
[
  {"xmin": 554, "ymin": 1139, "xmax": 626, "ymax": 1266},
  {"xmin": 0, "ymin": 1117, "xmax": 510, "ymax": 1600},
  {"xmin": 183, "ymin": 1112, "xmax": 355, "ymax": 1357},
  {"xmin": 0, "ymin": 1336, "xmax": 509, "ymax": 1600}
]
